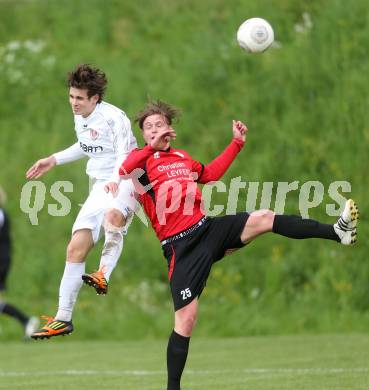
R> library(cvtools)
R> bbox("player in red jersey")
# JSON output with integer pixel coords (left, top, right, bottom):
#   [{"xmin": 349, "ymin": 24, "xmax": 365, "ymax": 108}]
[{"xmin": 117, "ymin": 100, "xmax": 358, "ymax": 390}]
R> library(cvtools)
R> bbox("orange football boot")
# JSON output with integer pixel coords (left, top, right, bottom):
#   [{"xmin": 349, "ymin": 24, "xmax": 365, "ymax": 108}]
[
  {"xmin": 82, "ymin": 270, "xmax": 108, "ymax": 295},
  {"xmin": 31, "ymin": 316, "xmax": 73, "ymax": 340}
]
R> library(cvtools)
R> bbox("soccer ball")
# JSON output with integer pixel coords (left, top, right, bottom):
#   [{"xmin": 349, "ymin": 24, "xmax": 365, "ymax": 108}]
[{"xmin": 237, "ymin": 18, "xmax": 274, "ymax": 53}]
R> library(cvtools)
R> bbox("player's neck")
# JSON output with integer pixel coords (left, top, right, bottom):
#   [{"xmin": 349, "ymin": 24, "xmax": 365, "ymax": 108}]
[{"xmin": 82, "ymin": 103, "xmax": 98, "ymax": 118}]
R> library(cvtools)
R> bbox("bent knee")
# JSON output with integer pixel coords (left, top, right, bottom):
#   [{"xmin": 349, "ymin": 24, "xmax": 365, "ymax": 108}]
[
  {"xmin": 249, "ymin": 209, "xmax": 275, "ymax": 227},
  {"xmin": 241, "ymin": 210, "xmax": 275, "ymax": 243},
  {"xmin": 175, "ymin": 305, "xmax": 198, "ymax": 336},
  {"xmin": 250, "ymin": 209, "xmax": 275, "ymax": 218},
  {"xmin": 176, "ymin": 314, "xmax": 197, "ymax": 335},
  {"xmin": 104, "ymin": 208, "xmax": 126, "ymax": 228}
]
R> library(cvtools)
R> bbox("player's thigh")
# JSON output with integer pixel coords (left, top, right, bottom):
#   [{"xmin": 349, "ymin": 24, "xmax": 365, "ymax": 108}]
[
  {"xmin": 164, "ymin": 237, "xmax": 211, "ymax": 312},
  {"xmin": 67, "ymin": 229, "xmax": 94, "ymax": 261},
  {"xmin": 72, "ymin": 182, "xmax": 108, "ymax": 242},
  {"xmin": 207, "ymin": 213, "xmax": 250, "ymax": 261}
]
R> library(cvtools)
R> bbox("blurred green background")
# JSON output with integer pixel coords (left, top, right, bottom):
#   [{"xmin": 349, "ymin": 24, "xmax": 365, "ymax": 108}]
[{"xmin": 0, "ymin": 0, "xmax": 368, "ymax": 341}]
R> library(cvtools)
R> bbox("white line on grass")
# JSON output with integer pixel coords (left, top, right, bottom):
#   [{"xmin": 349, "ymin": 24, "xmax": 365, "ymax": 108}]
[{"xmin": 0, "ymin": 367, "xmax": 368, "ymax": 377}]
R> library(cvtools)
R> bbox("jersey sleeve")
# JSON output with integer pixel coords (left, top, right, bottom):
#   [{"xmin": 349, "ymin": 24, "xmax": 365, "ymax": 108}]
[
  {"xmin": 196, "ymin": 138, "xmax": 245, "ymax": 183},
  {"xmin": 53, "ymin": 142, "xmax": 85, "ymax": 165},
  {"xmin": 109, "ymin": 113, "xmax": 138, "ymax": 183}
]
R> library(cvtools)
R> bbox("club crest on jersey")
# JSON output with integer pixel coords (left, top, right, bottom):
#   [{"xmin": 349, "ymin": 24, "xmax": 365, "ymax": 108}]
[
  {"xmin": 90, "ymin": 129, "xmax": 99, "ymax": 141},
  {"xmin": 154, "ymin": 152, "xmax": 160, "ymax": 159}
]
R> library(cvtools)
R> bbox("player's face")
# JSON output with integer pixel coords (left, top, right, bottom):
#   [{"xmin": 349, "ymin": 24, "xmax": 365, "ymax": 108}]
[
  {"xmin": 142, "ymin": 114, "xmax": 169, "ymax": 144},
  {"xmin": 69, "ymin": 87, "xmax": 99, "ymax": 117}
]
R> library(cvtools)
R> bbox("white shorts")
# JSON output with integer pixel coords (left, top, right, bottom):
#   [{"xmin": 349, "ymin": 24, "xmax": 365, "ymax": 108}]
[{"xmin": 72, "ymin": 179, "xmax": 138, "ymax": 243}]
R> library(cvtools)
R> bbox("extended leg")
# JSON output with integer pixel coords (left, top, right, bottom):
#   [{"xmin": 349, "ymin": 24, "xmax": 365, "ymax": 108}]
[
  {"xmin": 32, "ymin": 229, "xmax": 93, "ymax": 339},
  {"xmin": 241, "ymin": 199, "xmax": 358, "ymax": 246},
  {"xmin": 82, "ymin": 208, "xmax": 126, "ymax": 295}
]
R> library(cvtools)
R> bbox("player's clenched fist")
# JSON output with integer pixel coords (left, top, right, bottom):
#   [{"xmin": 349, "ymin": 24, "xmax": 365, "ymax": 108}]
[
  {"xmin": 232, "ymin": 120, "xmax": 248, "ymax": 143},
  {"xmin": 104, "ymin": 182, "xmax": 119, "ymax": 197}
]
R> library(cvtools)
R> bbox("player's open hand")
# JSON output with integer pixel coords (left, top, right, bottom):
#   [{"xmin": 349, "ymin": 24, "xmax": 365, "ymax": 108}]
[
  {"xmin": 104, "ymin": 182, "xmax": 119, "ymax": 197},
  {"xmin": 150, "ymin": 128, "xmax": 176, "ymax": 151},
  {"xmin": 232, "ymin": 120, "xmax": 248, "ymax": 143},
  {"xmin": 26, "ymin": 156, "xmax": 56, "ymax": 179}
]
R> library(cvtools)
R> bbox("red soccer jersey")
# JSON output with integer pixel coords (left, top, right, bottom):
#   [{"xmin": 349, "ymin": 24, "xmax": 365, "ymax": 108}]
[{"xmin": 120, "ymin": 138, "xmax": 244, "ymax": 241}]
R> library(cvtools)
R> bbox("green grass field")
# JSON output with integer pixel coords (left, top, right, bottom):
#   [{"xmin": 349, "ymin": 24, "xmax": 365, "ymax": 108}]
[{"xmin": 1, "ymin": 334, "xmax": 369, "ymax": 389}]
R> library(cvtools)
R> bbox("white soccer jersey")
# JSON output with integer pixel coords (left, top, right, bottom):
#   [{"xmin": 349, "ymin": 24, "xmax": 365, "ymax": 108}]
[{"xmin": 54, "ymin": 101, "xmax": 137, "ymax": 183}]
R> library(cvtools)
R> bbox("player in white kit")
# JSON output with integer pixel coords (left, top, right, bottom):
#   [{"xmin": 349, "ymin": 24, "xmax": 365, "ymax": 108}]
[{"xmin": 26, "ymin": 64, "xmax": 137, "ymax": 338}]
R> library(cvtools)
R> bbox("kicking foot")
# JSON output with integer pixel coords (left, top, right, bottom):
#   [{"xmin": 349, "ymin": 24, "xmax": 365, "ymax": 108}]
[
  {"xmin": 334, "ymin": 199, "xmax": 359, "ymax": 245},
  {"xmin": 82, "ymin": 271, "xmax": 108, "ymax": 295},
  {"xmin": 31, "ymin": 316, "xmax": 73, "ymax": 340}
]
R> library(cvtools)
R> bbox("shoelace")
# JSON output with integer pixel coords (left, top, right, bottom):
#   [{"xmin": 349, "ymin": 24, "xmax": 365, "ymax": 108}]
[{"xmin": 40, "ymin": 315, "xmax": 54, "ymax": 325}]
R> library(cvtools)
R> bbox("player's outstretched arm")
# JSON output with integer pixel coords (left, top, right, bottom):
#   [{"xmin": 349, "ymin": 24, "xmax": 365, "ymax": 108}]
[
  {"xmin": 26, "ymin": 156, "xmax": 56, "ymax": 179},
  {"xmin": 198, "ymin": 120, "xmax": 247, "ymax": 183},
  {"xmin": 26, "ymin": 142, "xmax": 85, "ymax": 179}
]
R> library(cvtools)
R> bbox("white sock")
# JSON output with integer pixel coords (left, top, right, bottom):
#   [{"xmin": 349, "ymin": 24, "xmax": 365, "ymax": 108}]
[
  {"xmin": 55, "ymin": 261, "xmax": 85, "ymax": 322},
  {"xmin": 98, "ymin": 230, "xmax": 124, "ymax": 282}
]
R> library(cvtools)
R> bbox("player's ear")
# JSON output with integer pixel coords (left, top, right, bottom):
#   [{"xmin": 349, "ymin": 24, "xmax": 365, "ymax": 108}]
[{"xmin": 91, "ymin": 94, "xmax": 99, "ymax": 104}]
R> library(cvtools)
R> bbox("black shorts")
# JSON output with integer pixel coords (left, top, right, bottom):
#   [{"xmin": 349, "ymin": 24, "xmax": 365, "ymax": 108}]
[
  {"xmin": 162, "ymin": 212, "xmax": 249, "ymax": 311},
  {"xmin": 0, "ymin": 256, "xmax": 10, "ymax": 292}
]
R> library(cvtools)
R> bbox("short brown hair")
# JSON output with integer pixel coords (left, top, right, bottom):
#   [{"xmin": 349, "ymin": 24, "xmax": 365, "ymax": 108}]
[
  {"xmin": 135, "ymin": 100, "xmax": 180, "ymax": 129},
  {"xmin": 67, "ymin": 64, "xmax": 107, "ymax": 103}
]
